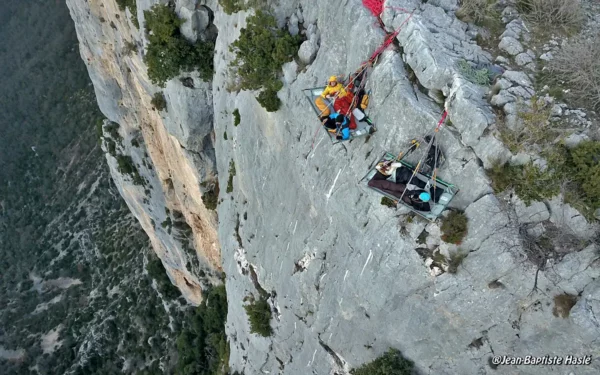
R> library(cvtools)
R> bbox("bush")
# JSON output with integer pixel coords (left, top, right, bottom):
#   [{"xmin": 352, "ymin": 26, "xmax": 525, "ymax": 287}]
[
  {"xmin": 455, "ymin": 0, "xmax": 503, "ymax": 39},
  {"xmin": 244, "ymin": 295, "xmax": 272, "ymax": 337},
  {"xmin": 223, "ymin": 131, "xmax": 228, "ymax": 140},
  {"xmin": 498, "ymin": 98, "xmax": 555, "ymax": 153},
  {"xmin": 116, "ymin": 0, "xmax": 136, "ymax": 12},
  {"xmin": 488, "ymin": 141, "xmax": 600, "ymax": 218},
  {"xmin": 456, "ymin": 59, "xmax": 492, "ymax": 86},
  {"xmin": 233, "ymin": 108, "xmax": 240, "ymax": 126},
  {"xmin": 440, "ymin": 211, "xmax": 468, "ymax": 244},
  {"xmin": 256, "ymin": 89, "xmax": 281, "ymax": 112},
  {"xmin": 123, "ymin": 41, "xmax": 138, "ymax": 55},
  {"xmin": 568, "ymin": 141, "xmax": 600, "ymax": 211},
  {"xmin": 202, "ymin": 185, "xmax": 219, "ymax": 211},
  {"xmin": 144, "ymin": 4, "xmax": 214, "ymax": 87},
  {"xmin": 116, "ymin": 0, "xmax": 139, "ymax": 28},
  {"xmin": 230, "ymin": 10, "xmax": 301, "ymax": 111},
  {"xmin": 151, "ymin": 92, "xmax": 167, "ymax": 111},
  {"xmin": 226, "ymin": 160, "xmax": 236, "ymax": 193},
  {"xmin": 116, "ymin": 155, "xmax": 144, "ymax": 185},
  {"xmin": 552, "ymin": 293, "xmax": 578, "ymax": 318},
  {"xmin": 487, "ymin": 161, "xmax": 560, "ymax": 205},
  {"xmin": 219, "ymin": 0, "xmax": 244, "ymax": 14},
  {"xmin": 547, "ymin": 34, "xmax": 600, "ymax": 111},
  {"xmin": 516, "ymin": 0, "xmax": 582, "ymax": 31},
  {"xmin": 350, "ymin": 348, "xmax": 414, "ymax": 375},
  {"xmin": 380, "ymin": 197, "xmax": 397, "ymax": 208}
]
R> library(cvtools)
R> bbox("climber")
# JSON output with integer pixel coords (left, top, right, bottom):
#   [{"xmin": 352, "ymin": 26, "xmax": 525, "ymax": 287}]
[
  {"xmin": 320, "ymin": 113, "xmax": 350, "ymax": 140},
  {"xmin": 313, "ymin": 76, "xmax": 348, "ymax": 120},
  {"xmin": 367, "ymin": 162, "xmax": 408, "ymax": 198},
  {"xmin": 321, "ymin": 76, "xmax": 348, "ymax": 99},
  {"xmin": 403, "ymin": 190, "xmax": 432, "ymax": 212}
]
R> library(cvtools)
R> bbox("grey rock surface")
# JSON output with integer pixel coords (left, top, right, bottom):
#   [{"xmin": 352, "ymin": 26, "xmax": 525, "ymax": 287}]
[
  {"xmin": 67, "ymin": 0, "xmax": 600, "ymax": 373},
  {"xmin": 214, "ymin": 2, "xmax": 600, "ymax": 374},
  {"xmin": 298, "ymin": 36, "xmax": 319, "ymax": 65},
  {"xmin": 515, "ymin": 52, "xmax": 534, "ymax": 66},
  {"xmin": 513, "ymin": 197, "xmax": 550, "ymax": 224},
  {"xmin": 503, "ymin": 70, "xmax": 533, "ymax": 87},
  {"xmin": 564, "ymin": 133, "xmax": 591, "ymax": 149},
  {"xmin": 491, "ymin": 90, "xmax": 516, "ymax": 107},
  {"xmin": 499, "ymin": 36, "xmax": 524, "ymax": 56},
  {"xmin": 548, "ymin": 196, "xmax": 599, "ymax": 241}
]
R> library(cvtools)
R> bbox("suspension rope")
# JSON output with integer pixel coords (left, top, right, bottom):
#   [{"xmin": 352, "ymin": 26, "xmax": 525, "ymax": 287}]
[{"xmin": 395, "ymin": 111, "xmax": 447, "ymax": 205}]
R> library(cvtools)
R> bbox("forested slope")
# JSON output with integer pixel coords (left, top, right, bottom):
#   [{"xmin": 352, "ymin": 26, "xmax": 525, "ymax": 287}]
[{"xmin": 0, "ymin": 1, "xmax": 221, "ymax": 374}]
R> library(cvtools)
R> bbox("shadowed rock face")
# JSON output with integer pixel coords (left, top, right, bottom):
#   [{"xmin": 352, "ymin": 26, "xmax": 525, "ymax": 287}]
[{"xmin": 67, "ymin": 0, "xmax": 600, "ymax": 373}]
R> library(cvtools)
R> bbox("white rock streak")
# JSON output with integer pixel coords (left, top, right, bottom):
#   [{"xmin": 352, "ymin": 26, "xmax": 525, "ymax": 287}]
[{"xmin": 360, "ymin": 249, "xmax": 373, "ymax": 277}]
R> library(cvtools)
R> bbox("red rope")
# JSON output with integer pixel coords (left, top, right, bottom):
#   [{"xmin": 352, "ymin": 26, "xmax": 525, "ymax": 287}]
[
  {"xmin": 368, "ymin": 10, "xmax": 415, "ymax": 62},
  {"xmin": 362, "ymin": 0, "xmax": 385, "ymax": 17},
  {"xmin": 435, "ymin": 110, "xmax": 448, "ymax": 132}
]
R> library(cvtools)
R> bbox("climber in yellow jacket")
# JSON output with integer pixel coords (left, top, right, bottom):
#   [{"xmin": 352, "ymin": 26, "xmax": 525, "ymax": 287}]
[
  {"xmin": 315, "ymin": 76, "xmax": 348, "ymax": 118},
  {"xmin": 321, "ymin": 76, "xmax": 348, "ymax": 99}
]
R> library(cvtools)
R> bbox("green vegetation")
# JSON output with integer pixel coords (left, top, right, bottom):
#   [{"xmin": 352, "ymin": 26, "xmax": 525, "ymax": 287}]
[
  {"xmin": 0, "ymin": 2, "xmax": 218, "ymax": 373},
  {"xmin": 488, "ymin": 162, "xmax": 560, "ymax": 205},
  {"xmin": 455, "ymin": 0, "xmax": 503, "ymax": 48},
  {"xmin": 226, "ymin": 160, "xmax": 236, "ymax": 193},
  {"xmin": 144, "ymin": 4, "xmax": 214, "ymax": 87},
  {"xmin": 151, "ymin": 91, "xmax": 167, "ymax": 111},
  {"xmin": 233, "ymin": 108, "xmax": 241, "ymax": 126},
  {"xmin": 244, "ymin": 295, "xmax": 273, "ymax": 337},
  {"xmin": 146, "ymin": 252, "xmax": 181, "ymax": 299},
  {"xmin": 568, "ymin": 141, "xmax": 600, "ymax": 213},
  {"xmin": 116, "ymin": 155, "xmax": 144, "ymax": 185},
  {"xmin": 116, "ymin": 0, "xmax": 136, "ymax": 12},
  {"xmin": 219, "ymin": 0, "xmax": 244, "ymax": 14},
  {"xmin": 256, "ymin": 86, "xmax": 282, "ymax": 112},
  {"xmin": 124, "ymin": 40, "xmax": 138, "ymax": 55},
  {"xmin": 447, "ymin": 250, "xmax": 468, "ymax": 274},
  {"xmin": 499, "ymin": 98, "xmax": 555, "ymax": 154},
  {"xmin": 552, "ymin": 293, "xmax": 578, "ymax": 318},
  {"xmin": 202, "ymin": 183, "xmax": 219, "ymax": 211},
  {"xmin": 547, "ymin": 34, "xmax": 600, "ymax": 111},
  {"xmin": 230, "ymin": 10, "xmax": 301, "ymax": 111},
  {"xmin": 176, "ymin": 285, "xmax": 230, "ymax": 375},
  {"xmin": 440, "ymin": 211, "xmax": 468, "ymax": 244},
  {"xmin": 456, "ymin": 59, "xmax": 492, "ymax": 86},
  {"xmin": 224, "ymin": 131, "xmax": 228, "ymax": 140},
  {"xmin": 516, "ymin": 0, "xmax": 582, "ymax": 32},
  {"xmin": 488, "ymin": 141, "xmax": 600, "ymax": 218},
  {"xmin": 381, "ymin": 197, "xmax": 397, "ymax": 208},
  {"xmin": 116, "ymin": 0, "xmax": 139, "ymax": 28},
  {"xmin": 350, "ymin": 348, "xmax": 414, "ymax": 375}
]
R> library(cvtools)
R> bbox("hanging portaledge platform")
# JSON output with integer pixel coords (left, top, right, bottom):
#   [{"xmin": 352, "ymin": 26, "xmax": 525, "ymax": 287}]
[
  {"xmin": 361, "ymin": 151, "xmax": 460, "ymax": 221},
  {"xmin": 303, "ymin": 87, "xmax": 373, "ymax": 145}
]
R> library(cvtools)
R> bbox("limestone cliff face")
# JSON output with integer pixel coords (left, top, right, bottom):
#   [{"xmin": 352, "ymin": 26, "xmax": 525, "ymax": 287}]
[
  {"xmin": 68, "ymin": 0, "xmax": 600, "ymax": 374},
  {"xmin": 66, "ymin": 0, "xmax": 221, "ymax": 304}
]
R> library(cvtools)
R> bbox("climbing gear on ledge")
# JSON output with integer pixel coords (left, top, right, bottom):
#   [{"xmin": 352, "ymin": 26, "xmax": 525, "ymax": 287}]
[{"xmin": 360, "ymin": 110, "xmax": 459, "ymax": 221}]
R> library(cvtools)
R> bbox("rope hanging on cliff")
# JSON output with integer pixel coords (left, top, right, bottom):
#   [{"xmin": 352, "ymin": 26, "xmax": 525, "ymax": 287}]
[{"xmin": 392, "ymin": 110, "xmax": 448, "ymax": 204}]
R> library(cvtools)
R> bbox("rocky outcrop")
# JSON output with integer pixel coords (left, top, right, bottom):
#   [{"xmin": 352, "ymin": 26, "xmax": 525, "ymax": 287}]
[
  {"xmin": 214, "ymin": 1, "xmax": 600, "ymax": 374},
  {"xmin": 67, "ymin": 0, "xmax": 600, "ymax": 373},
  {"xmin": 66, "ymin": 0, "xmax": 221, "ymax": 304}
]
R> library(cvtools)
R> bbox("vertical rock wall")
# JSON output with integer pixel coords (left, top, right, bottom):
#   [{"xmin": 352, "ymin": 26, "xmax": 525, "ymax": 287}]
[
  {"xmin": 66, "ymin": 0, "xmax": 221, "ymax": 304},
  {"xmin": 66, "ymin": 0, "xmax": 600, "ymax": 373}
]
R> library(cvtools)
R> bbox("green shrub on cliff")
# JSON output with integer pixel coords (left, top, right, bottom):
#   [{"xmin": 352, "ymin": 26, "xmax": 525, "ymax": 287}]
[
  {"xmin": 244, "ymin": 295, "xmax": 272, "ymax": 337},
  {"xmin": 350, "ymin": 349, "xmax": 414, "ymax": 375},
  {"xmin": 230, "ymin": 10, "xmax": 301, "ymax": 111},
  {"xmin": 144, "ymin": 4, "xmax": 214, "ymax": 86}
]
